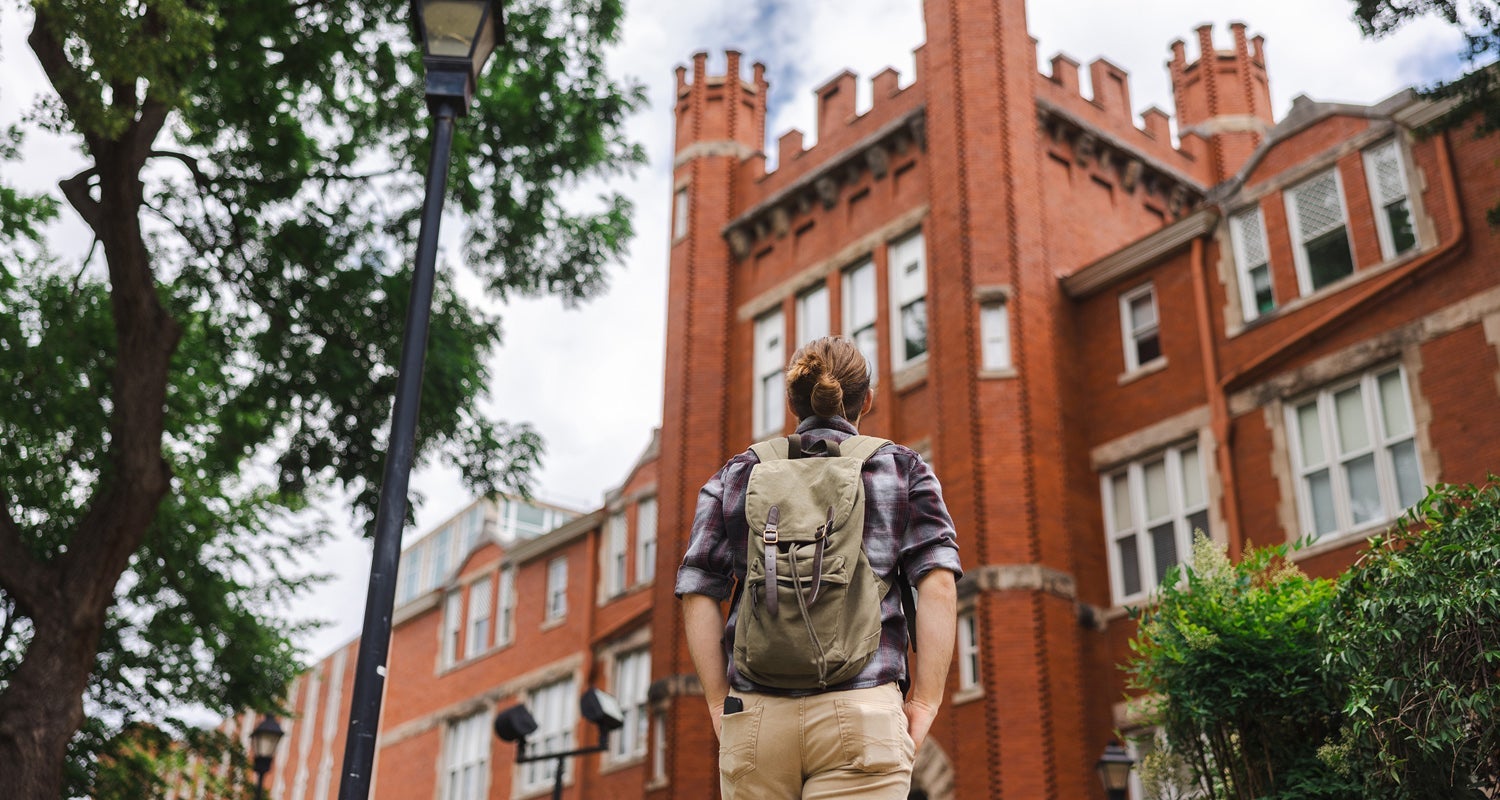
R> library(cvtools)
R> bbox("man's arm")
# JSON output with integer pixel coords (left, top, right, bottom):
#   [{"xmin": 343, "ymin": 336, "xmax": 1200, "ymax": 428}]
[
  {"xmin": 904, "ymin": 568, "xmax": 956, "ymax": 753},
  {"xmin": 682, "ymin": 593, "xmax": 732, "ymax": 741}
]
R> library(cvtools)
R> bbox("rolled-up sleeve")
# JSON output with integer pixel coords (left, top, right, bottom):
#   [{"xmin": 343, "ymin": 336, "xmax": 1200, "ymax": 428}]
[
  {"xmin": 900, "ymin": 454, "xmax": 963, "ymax": 585},
  {"xmin": 674, "ymin": 465, "xmax": 736, "ymax": 600}
]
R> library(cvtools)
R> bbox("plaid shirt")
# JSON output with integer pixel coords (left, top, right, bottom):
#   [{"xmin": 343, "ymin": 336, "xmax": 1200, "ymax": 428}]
[{"xmin": 675, "ymin": 416, "xmax": 963, "ymax": 695}]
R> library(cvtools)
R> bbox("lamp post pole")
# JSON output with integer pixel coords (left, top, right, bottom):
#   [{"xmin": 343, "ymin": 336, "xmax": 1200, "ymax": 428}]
[{"xmin": 336, "ymin": 4, "xmax": 501, "ymax": 799}]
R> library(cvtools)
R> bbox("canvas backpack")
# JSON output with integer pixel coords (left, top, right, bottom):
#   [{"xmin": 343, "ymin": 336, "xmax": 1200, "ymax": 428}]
[{"xmin": 732, "ymin": 433, "xmax": 905, "ymax": 690}]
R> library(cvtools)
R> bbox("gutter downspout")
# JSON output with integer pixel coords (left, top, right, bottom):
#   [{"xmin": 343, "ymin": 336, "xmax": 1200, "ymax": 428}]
[
  {"xmin": 1219, "ymin": 130, "xmax": 1468, "ymax": 394},
  {"xmin": 1189, "ymin": 235, "xmax": 1244, "ymax": 559}
]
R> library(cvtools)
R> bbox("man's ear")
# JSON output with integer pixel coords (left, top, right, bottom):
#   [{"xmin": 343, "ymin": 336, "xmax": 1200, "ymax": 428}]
[{"xmin": 859, "ymin": 390, "xmax": 875, "ymax": 418}]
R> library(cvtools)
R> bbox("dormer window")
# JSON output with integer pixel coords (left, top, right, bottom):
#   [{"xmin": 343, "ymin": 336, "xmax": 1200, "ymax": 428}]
[
  {"xmin": 1286, "ymin": 169, "xmax": 1355, "ymax": 294},
  {"xmin": 1363, "ymin": 140, "xmax": 1417, "ymax": 260},
  {"xmin": 1230, "ymin": 206, "xmax": 1275, "ymax": 320}
]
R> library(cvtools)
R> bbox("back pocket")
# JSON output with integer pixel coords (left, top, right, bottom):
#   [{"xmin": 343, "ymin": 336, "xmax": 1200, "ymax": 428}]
[{"xmin": 718, "ymin": 706, "xmax": 763, "ymax": 783}]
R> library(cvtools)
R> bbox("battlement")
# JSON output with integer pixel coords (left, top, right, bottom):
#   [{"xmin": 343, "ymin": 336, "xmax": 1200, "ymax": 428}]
[
  {"xmin": 672, "ymin": 50, "xmax": 768, "ymax": 162},
  {"xmin": 1168, "ymin": 23, "xmax": 1274, "ymax": 182}
]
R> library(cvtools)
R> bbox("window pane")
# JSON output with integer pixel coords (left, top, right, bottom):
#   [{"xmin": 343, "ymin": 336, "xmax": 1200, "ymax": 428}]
[
  {"xmin": 1129, "ymin": 293, "xmax": 1156, "ymax": 331},
  {"xmin": 1307, "ymin": 469, "xmax": 1338, "ymax": 536},
  {"xmin": 980, "ymin": 301, "xmax": 1010, "ymax": 370},
  {"xmin": 1149, "ymin": 522, "xmax": 1178, "ymax": 585},
  {"xmin": 797, "ymin": 286, "xmax": 829, "ymax": 345},
  {"xmin": 761, "ymin": 372, "xmax": 784, "ymax": 431},
  {"xmin": 1296, "ymin": 402, "xmax": 1325, "ymax": 466},
  {"xmin": 1186, "ymin": 509, "xmax": 1209, "ymax": 540},
  {"xmin": 1307, "ymin": 228, "xmax": 1354, "ymax": 289},
  {"xmin": 1294, "ymin": 171, "xmax": 1345, "ymax": 241},
  {"xmin": 1180, "ymin": 447, "xmax": 1205, "ymax": 508},
  {"xmin": 1134, "ymin": 331, "xmax": 1161, "ymax": 366},
  {"xmin": 1377, "ymin": 370, "xmax": 1413, "ymax": 438},
  {"xmin": 853, "ymin": 325, "xmax": 878, "ymax": 384},
  {"xmin": 1390, "ymin": 439, "xmax": 1423, "ymax": 509},
  {"xmin": 845, "ymin": 262, "xmax": 876, "ymax": 327},
  {"xmin": 1345, "ymin": 453, "xmax": 1381, "ymax": 524},
  {"xmin": 901, "ymin": 298, "xmax": 927, "ymax": 361},
  {"xmin": 1117, "ymin": 534, "xmax": 1142, "ymax": 597},
  {"xmin": 1143, "ymin": 460, "xmax": 1169, "ymax": 520},
  {"xmin": 1387, "ymin": 200, "xmax": 1416, "ymax": 255},
  {"xmin": 1334, "ymin": 385, "xmax": 1370, "ymax": 454},
  {"xmin": 1251, "ymin": 265, "xmax": 1275, "ymax": 314},
  {"xmin": 1110, "ymin": 473, "xmax": 1132, "ymax": 533}
]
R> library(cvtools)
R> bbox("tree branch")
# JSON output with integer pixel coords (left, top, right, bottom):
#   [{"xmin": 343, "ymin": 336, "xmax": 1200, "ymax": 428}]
[
  {"xmin": 148, "ymin": 150, "xmax": 212, "ymax": 192},
  {"xmin": 0, "ymin": 489, "xmax": 48, "ymax": 619},
  {"xmin": 58, "ymin": 168, "xmax": 103, "ymax": 233},
  {"xmin": 27, "ymin": 7, "xmax": 102, "ymax": 155}
]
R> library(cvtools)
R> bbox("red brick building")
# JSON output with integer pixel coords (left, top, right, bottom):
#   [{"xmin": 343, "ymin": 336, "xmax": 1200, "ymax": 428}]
[{"xmin": 249, "ymin": 1, "xmax": 1499, "ymax": 798}]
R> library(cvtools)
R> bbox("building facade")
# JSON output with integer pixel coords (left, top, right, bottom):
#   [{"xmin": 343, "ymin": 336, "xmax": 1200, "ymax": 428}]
[{"xmin": 246, "ymin": 1, "xmax": 1500, "ymax": 798}]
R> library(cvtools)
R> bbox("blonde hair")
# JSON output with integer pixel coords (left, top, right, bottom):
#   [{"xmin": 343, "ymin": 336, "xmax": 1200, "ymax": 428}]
[{"xmin": 785, "ymin": 336, "xmax": 872, "ymax": 421}]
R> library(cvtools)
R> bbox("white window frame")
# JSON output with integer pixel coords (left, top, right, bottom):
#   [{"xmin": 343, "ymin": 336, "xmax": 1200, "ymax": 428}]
[
  {"xmin": 398, "ymin": 548, "xmax": 424, "ymax": 605},
  {"xmin": 979, "ymin": 298, "xmax": 1011, "ymax": 372},
  {"xmin": 546, "ymin": 556, "xmax": 568, "ymax": 622},
  {"xmin": 796, "ymin": 283, "xmax": 830, "ymax": 346},
  {"xmin": 496, "ymin": 566, "xmax": 516, "ymax": 646},
  {"xmin": 428, "ymin": 527, "xmax": 454, "ymax": 587},
  {"xmin": 1229, "ymin": 205, "xmax": 1275, "ymax": 322},
  {"xmin": 842, "ymin": 258, "xmax": 879, "ymax": 385},
  {"xmin": 1285, "ymin": 366, "xmax": 1423, "ymax": 541},
  {"xmin": 441, "ymin": 711, "xmax": 490, "ymax": 800},
  {"xmin": 888, "ymin": 230, "xmax": 928, "ymax": 372},
  {"xmin": 464, "ymin": 577, "xmax": 491, "ymax": 659},
  {"xmin": 672, "ymin": 187, "xmax": 689, "ymax": 242},
  {"xmin": 634, "ymin": 497, "xmax": 657, "ymax": 584},
  {"xmin": 520, "ymin": 677, "xmax": 577, "ymax": 792},
  {"xmin": 1118, "ymin": 283, "xmax": 1162, "ymax": 373},
  {"xmin": 753, "ymin": 309, "xmax": 786, "ymax": 437},
  {"xmin": 956, "ymin": 610, "xmax": 979, "ymax": 690},
  {"xmin": 609, "ymin": 648, "xmax": 651, "ymax": 762},
  {"xmin": 1101, "ymin": 441, "xmax": 1209, "ymax": 606},
  {"xmin": 441, "ymin": 591, "xmax": 463, "ymax": 667},
  {"xmin": 1285, "ymin": 168, "xmax": 1356, "ymax": 296},
  {"xmin": 1363, "ymin": 139, "xmax": 1418, "ymax": 261},
  {"xmin": 605, "ymin": 512, "xmax": 628, "ymax": 598}
]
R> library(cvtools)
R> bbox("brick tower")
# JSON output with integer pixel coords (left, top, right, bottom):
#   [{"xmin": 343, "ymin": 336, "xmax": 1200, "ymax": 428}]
[{"xmin": 1170, "ymin": 22, "xmax": 1275, "ymax": 182}]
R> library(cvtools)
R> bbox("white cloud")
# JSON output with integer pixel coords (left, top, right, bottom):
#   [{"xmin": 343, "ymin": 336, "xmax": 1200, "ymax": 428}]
[{"xmin": 1, "ymin": 1, "xmax": 1467, "ymax": 659}]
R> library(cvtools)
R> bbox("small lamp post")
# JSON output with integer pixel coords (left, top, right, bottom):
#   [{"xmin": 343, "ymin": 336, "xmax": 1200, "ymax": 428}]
[
  {"xmin": 249, "ymin": 716, "xmax": 285, "ymax": 800},
  {"xmin": 336, "ymin": 4, "xmax": 503, "ymax": 800},
  {"xmin": 1095, "ymin": 740, "xmax": 1136, "ymax": 800},
  {"xmin": 495, "ymin": 688, "xmax": 625, "ymax": 800}
]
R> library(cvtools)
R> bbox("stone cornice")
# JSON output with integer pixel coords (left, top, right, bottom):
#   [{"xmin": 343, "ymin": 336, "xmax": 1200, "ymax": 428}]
[
  {"xmin": 1035, "ymin": 98, "xmax": 1207, "ymax": 194},
  {"xmin": 673, "ymin": 139, "xmax": 757, "ymax": 169},
  {"xmin": 1061, "ymin": 208, "xmax": 1219, "ymax": 298}
]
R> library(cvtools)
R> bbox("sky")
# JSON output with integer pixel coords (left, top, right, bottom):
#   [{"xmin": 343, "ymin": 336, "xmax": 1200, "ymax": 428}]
[{"xmin": 0, "ymin": 0, "xmax": 1469, "ymax": 661}]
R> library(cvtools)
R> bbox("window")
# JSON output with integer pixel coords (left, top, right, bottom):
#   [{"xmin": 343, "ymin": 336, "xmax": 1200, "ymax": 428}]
[
  {"xmin": 888, "ymin": 230, "xmax": 928, "ymax": 369},
  {"xmin": 672, "ymin": 187, "xmax": 689, "ymax": 241},
  {"xmin": 1119, "ymin": 284, "xmax": 1162, "ymax": 372},
  {"xmin": 496, "ymin": 566, "xmax": 516, "ymax": 646},
  {"xmin": 611, "ymin": 649, "xmax": 651, "ymax": 761},
  {"xmin": 606, "ymin": 512, "xmax": 628, "ymax": 597},
  {"xmin": 651, "ymin": 712, "xmax": 667, "ymax": 784},
  {"xmin": 635, "ymin": 497, "xmax": 657, "ymax": 584},
  {"xmin": 429, "ymin": 527, "xmax": 453, "ymax": 586},
  {"xmin": 842, "ymin": 258, "xmax": 879, "ymax": 384},
  {"xmin": 957, "ymin": 610, "xmax": 979, "ymax": 690},
  {"xmin": 1364, "ymin": 140, "xmax": 1417, "ymax": 260},
  {"xmin": 462, "ymin": 506, "xmax": 485, "ymax": 552},
  {"xmin": 442, "ymin": 592, "xmax": 463, "ymax": 667},
  {"xmin": 1287, "ymin": 367, "xmax": 1422, "ymax": 539},
  {"xmin": 398, "ymin": 549, "xmax": 422, "ymax": 605},
  {"xmin": 1230, "ymin": 206, "xmax": 1275, "ymax": 320},
  {"xmin": 442, "ymin": 712, "xmax": 489, "ymax": 800},
  {"xmin": 753, "ymin": 309, "xmax": 785, "ymax": 435},
  {"xmin": 521, "ymin": 678, "xmax": 577, "ymax": 792},
  {"xmin": 464, "ymin": 577, "xmax": 491, "ymax": 658},
  {"xmin": 1286, "ymin": 169, "xmax": 1355, "ymax": 293},
  {"xmin": 796, "ymin": 284, "xmax": 830, "ymax": 346},
  {"xmin": 980, "ymin": 299, "xmax": 1011, "ymax": 371},
  {"xmin": 1102, "ymin": 443, "xmax": 1208, "ymax": 605},
  {"xmin": 546, "ymin": 556, "xmax": 568, "ymax": 622}
]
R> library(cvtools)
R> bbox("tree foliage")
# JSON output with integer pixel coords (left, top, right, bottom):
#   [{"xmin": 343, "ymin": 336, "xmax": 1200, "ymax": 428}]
[
  {"xmin": 1127, "ymin": 536, "xmax": 1359, "ymax": 800},
  {"xmin": 1323, "ymin": 481, "xmax": 1500, "ymax": 797},
  {"xmin": 0, "ymin": 0, "xmax": 643, "ymax": 795}
]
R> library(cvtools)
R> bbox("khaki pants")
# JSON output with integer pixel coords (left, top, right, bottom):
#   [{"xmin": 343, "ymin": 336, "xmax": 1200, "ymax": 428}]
[{"xmin": 718, "ymin": 684, "xmax": 915, "ymax": 799}]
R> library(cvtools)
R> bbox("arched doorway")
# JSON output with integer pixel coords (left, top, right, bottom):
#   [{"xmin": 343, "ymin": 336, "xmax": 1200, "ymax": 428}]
[{"xmin": 909, "ymin": 740, "xmax": 955, "ymax": 800}]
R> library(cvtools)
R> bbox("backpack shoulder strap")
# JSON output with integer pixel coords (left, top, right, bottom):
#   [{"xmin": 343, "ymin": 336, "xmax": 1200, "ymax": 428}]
[
  {"xmin": 749, "ymin": 438, "xmax": 789, "ymax": 463},
  {"xmin": 839, "ymin": 435, "xmax": 890, "ymax": 463}
]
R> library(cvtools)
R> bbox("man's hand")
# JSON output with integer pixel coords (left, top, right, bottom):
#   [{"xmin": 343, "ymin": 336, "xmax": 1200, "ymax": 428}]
[
  {"xmin": 903, "ymin": 697, "xmax": 939, "ymax": 753},
  {"xmin": 709, "ymin": 698, "xmax": 725, "ymax": 742}
]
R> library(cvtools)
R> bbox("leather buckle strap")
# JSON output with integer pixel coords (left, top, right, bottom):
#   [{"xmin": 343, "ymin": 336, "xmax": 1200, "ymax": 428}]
[{"xmin": 763, "ymin": 505, "xmax": 780, "ymax": 616}]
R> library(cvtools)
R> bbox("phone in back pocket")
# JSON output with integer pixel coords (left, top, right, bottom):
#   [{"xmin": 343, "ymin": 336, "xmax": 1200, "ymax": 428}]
[{"xmin": 723, "ymin": 696, "xmax": 744, "ymax": 715}]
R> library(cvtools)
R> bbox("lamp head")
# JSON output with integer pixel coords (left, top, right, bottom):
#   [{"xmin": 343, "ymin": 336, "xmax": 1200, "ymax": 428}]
[
  {"xmin": 1095, "ymin": 740, "xmax": 1135, "ymax": 793},
  {"xmin": 493, "ymin": 703, "xmax": 538, "ymax": 743},
  {"xmin": 409, "ymin": 0, "xmax": 505, "ymax": 110},
  {"xmin": 249, "ymin": 715, "xmax": 285, "ymax": 775},
  {"xmin": 580, "ymin": 688, "xmax": 624, "ymax": 733}
]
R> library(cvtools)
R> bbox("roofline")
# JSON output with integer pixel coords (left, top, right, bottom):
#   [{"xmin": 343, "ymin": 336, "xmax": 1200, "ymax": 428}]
[
  {"xmin": 503, "ymin": 508, "xmax": 605, "ymax": 566},
  {"xmin": 1061, "ymin": 208, "xmax": 1219, "ymax": 299}
]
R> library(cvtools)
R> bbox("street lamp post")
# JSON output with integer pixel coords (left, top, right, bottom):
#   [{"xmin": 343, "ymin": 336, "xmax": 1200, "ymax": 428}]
[
  {"xmin": 336, "ymin": 3, "xmax": 503, "ymax": 799},
  {"xmin": 494, "ymin": 689, "xmax": 625, "ymax": 800},
  {"xmin": 249, "ymin": 716, "xmax": 285, "ymax": 800},
  {"xmin": 1095, "ymin": 740, "xmax": 1136, "ymax": 800}
]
